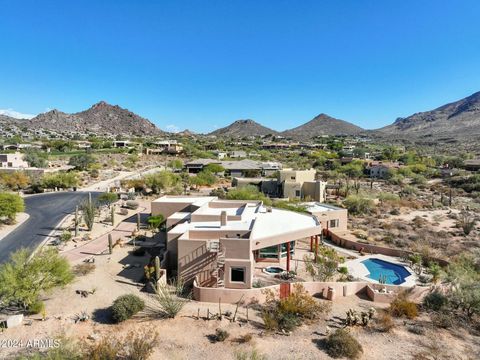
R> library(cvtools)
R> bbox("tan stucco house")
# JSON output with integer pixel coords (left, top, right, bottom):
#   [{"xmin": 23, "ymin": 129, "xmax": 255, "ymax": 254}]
[{"xmin": 151, "ymin": 196, "xmax": 323, "ymax": 289}]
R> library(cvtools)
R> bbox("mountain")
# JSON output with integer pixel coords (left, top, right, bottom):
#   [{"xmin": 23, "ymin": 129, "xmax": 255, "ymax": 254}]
[
  {"xmin": 26, "ymin": 101, "xmax": 163, "ymax": 136},
  {"xmin": 281, "ymin": 113, "xmax": 363, "ymax": 139},
  {"xmin": 209, "ymin": 119, "xmax": 278, "ymax": 137},
  {"xmin": 379, "ymin": 91, "xmax": 480, "ymax": 140}
]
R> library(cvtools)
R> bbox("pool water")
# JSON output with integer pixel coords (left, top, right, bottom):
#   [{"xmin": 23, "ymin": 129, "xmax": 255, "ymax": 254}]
[
  {"xmin": 264, "ymin": 266, "xmax": 285, "ymax": 274},
  {"xmin": 361, "ymin": 258, "xmax": 411, "ymax": 285}
]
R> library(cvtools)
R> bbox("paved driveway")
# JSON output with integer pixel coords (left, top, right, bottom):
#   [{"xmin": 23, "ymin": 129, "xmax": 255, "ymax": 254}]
[{"xmin": 0, "ymin": 191, "xmax": 99, "ymax": 264}]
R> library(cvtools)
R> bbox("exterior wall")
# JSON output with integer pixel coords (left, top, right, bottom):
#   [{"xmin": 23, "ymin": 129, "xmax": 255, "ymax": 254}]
[
  {"xmin": 311, "ymin": 208, "xmax": 348, "ymax": 232},
  {"xmin": 302, "ymin": 181, "xmax": 327, "ymax": 202},
  {"xmin": 278, "ymin": 169, "xmax": 316, "ymax": 183},
  {"xmin": 283, "ymin": 182, "xmax": 302, "ymax": 199},
  {"xmin": 177, "ymin": 238, "xmax": 215, "ymax": 285},
  {"xmin": 223, "ymin": 258, "xmax": 253, "ymax": 289},
  {"xmin": 193, "ymin": 279, "xmax": 426, "ymax": 304},
  {"xmin": 329, "ymin": 230, "xmax": 449, "ymax": 267},
  {"xmin": 0, "ymin": 153, "xmax": 29, "ymax": 168},
  {"xmin": 152, "ymin": 201, "xmax": 195, "ymax": 218}
]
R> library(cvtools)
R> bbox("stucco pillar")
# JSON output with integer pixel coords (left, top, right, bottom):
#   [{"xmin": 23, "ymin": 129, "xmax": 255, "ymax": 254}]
[{"xmin": 286, "ymin": 242, "xmax": 291, "ymax": 272}]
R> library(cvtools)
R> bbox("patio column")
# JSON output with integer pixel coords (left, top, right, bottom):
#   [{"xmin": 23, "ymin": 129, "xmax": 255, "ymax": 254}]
[{"xmin": 286, "ymin": 241, "xmax": 291, "ymax": 272}]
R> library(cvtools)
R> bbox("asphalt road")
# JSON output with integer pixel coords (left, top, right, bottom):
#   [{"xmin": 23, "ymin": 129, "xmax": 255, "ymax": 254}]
[{"xmin": 0, "ymin": 192, "xmax": 99, "ymax": 264}]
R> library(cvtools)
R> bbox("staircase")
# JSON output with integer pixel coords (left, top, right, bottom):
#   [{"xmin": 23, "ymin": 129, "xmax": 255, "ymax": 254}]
[{"xmin": 209, "ymin": 240, "xmax": 226, "ymax": 287}]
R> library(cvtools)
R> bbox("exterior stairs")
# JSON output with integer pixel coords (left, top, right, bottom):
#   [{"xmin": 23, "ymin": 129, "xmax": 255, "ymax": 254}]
[{"xmin": 209, "ymin": 240, "xmax": 226, "ymax": 288}]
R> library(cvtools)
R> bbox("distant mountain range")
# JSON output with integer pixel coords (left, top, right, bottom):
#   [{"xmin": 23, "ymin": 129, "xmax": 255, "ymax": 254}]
[
  {"xmin": 28, "ymin": 101, "xmax": 163, "ymax": 136},
  {"xmin": 208, "ymin": 114, "xmax": 361, "ymax": 139},
  {"xmin": 2, "ymin": 91, "xmax": 480, "ymax": 142},
  {"xmin": 209, "ymin": 119, "xmax": 279, "ymax": 137},
  {"xmin": 0, "ymin": 101, "xmax": 163, "ymax": 136},
  {"xmin": 378, "ymin": 91, "xmax": 480, "ymax": 141}
]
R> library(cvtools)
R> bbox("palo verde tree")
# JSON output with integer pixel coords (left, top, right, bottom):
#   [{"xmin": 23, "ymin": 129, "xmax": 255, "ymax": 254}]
[
  {"xmin": 0, "ymin": 247, "xmax": 74, "ymax": 311},
  {"xmin": 0, "ymin": 192, "xmax": 25, "ymax": 224}
]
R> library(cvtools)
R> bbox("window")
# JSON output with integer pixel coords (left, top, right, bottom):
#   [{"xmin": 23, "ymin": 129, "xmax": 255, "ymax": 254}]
[
  {"xmin": 231, "ymin": 267, "xmax": 245, "ymax": 282},
  {"xmin": 329, "ymin": 219, "xmax": 339, "ymax": 228},
  {"xmin": 295, "ymin": 190, "xmax": 301, "ymax": 197}
]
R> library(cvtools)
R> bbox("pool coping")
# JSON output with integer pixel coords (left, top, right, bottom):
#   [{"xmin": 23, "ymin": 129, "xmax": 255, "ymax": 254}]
[{"xmin": 345, "ymin": 254, "xmax": 417, "ymax": 287}]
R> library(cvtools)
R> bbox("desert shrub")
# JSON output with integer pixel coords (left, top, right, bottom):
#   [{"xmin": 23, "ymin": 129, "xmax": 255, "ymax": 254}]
[
  {"xmin": 423, "ymin": 291, "xmax": 448, "ymax": 312},
  {"xmin": 98, "ymin": 192, "xmax": 118, "ymax": 207},
  {"xmin": 0, "ymin": 248, "xmax": 73, "ymax": 311},
  {"xmin": 343, "ymin": 195, "xmax": 375, "ymax": 215},
  {"xmin": 72, "ymin": 263, "xmax": 96, "ymax": 276},
  {"xmin": 0, "ymin": 192, "xmax": 25, "ymax": 224},
  {"xmin": 122, "ymin": 329, "xmax": 158, "ymax": 360},
  {"xmin": 234, "ymin": 349, "xmax": 267, "ymax": 360},
  {"xmin": 389, "ymin": 294, "xmax": 418, "ymax": 319},
  {"xmin": 85, "ymin": 337, "xmax": 121, "ymax": 360},
  {"xmin": 125, "ymin": 200, "xmax": 139, "ymax": 210},
  {"xmin": 111, "ymin": 294, "xmax": 145, "ymax": 323},
  {"xmin": 407, "ymin": 324, "xmax": 426, "ymax": 335},
  {"xmin": 235, "ymin": 333, "xmax": 253, "ymax": 344},
  {"xmin": 324, "ymin": 328, "xmax": 363, "ymax": 359},
  {"xmin": 60, "ymin": 231, "xmax": 72, "ymax": 242},
  {"xmin": 431, "ymin": 312, "xmax": 454, "ymax": 329},
  {"xmin": 213, "ymin": 328, "xmax": 230, "ymax": 342},
  {"xmin": 261, "ymin": 284, "xmax": 331, "ymax": 332},
  {"xmin": 149, "ymin": 279, "xmax": 190, "ymax": 318},
  {"xmin": 375, "ymin": 311, "xmax": 395, "ymax": 332},
  {"xmin": 28, "ymin": 300, "xmax": 45, "ymax": 315}
]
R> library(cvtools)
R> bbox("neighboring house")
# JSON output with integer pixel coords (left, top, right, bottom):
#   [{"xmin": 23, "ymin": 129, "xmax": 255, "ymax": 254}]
[
  {"xmin": 365, "ymin": 161, "xmax": 402, "ymax": 179},
  {"xmin": 228, "ymin": 150, "xmax": 247, "ymax": 158},
  {"xmin": 0, "ymin": 152, "xmax": 29, "ymax": 168},
  {"xmin": 144, "ymin": 140, "xmax": 183, "ymax": 155},
  {"xmin": 304, "ymin": 202, "xmax": 348, "ymax": 232},
  {"xmin": 464, "ymin": 159, "xmax": 480, "ymax": 171},
  {"xmin": 151, "ymin": 196, "xmax": 322, "ymax": 289},
  {"xmin": 113, "ymin": 140, "xmax": 134, "ymax": 148},
  {"xmin": 76, "ymin": 141, "xmax": 92, "ymax": 149},
  {"xmin": 232, "ymin": 168, "xmax": 327, "ymax": 202},
  {"xmin": 185, "ymin": 159, "xmax": 282, "ymax": 177}
]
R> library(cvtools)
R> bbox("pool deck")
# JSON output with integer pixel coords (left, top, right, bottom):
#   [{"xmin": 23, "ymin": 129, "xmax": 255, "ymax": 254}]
[{"xmin": 345, "ymin": 254, "xmax": 417, "ymax": 287}]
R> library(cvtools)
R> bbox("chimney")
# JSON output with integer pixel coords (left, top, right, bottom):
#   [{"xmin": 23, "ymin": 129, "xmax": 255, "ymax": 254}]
[{"xmin": 220, "ymin": 211, "xmax": 227, "ymax": 226}]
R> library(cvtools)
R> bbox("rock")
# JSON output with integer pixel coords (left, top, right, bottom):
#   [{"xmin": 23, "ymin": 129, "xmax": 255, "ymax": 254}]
[
  {"xmin": 6, "ymin": 314, "xmax": 24, "ymax": 328},
  {"xmin": 87, "ymin": 333, "xmax": 100, "ymax": 341}
]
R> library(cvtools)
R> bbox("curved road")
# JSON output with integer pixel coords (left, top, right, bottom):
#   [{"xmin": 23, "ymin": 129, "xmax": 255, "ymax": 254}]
[{"xmin": 0, "ymin": 192, "xmax": 99, "ymax": 264}]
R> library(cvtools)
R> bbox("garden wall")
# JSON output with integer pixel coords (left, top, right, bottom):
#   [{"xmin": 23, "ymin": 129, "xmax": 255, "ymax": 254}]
[
  {"xmin": 192, "ymin": 279, "xmax": 397, "ymax": 304},
  {"xmin": 329, "ymin": 230, "xmax": 449, "ymax": 267}
]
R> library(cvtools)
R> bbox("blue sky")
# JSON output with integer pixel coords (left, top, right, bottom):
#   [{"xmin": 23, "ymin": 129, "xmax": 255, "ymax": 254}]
[{"xmin": 1, "ymin": 0, "xmax": 480, "ymax": 133}]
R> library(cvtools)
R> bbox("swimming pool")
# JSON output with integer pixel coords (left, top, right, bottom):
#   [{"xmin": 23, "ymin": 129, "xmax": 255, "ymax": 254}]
[{"xmin": 361, "ymin": 258, "xmax": 411, "ymax": 285}]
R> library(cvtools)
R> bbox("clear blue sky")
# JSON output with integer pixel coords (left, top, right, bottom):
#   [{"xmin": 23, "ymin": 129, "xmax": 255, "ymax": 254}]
[{"xmin": 1, "ymin": 0, "xmax": 480, "ymax": 133}]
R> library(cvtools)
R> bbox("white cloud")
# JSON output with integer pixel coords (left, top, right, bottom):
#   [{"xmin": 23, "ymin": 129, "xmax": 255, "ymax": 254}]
[
  {"xmin": 0, "ymin": 108, "xmax": 36, "ymax": 119},
  {"xmin": 165, "ymin": 124, "xmax": 180, "ymax": 133}
]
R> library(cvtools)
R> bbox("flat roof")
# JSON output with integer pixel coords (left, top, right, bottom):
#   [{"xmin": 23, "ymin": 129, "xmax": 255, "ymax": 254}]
[{"xmin": 303, "ymin": 202, "xmax": 345, "ymax": 213}]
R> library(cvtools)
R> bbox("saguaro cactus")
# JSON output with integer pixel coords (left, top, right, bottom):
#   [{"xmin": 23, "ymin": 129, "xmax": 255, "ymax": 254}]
[
  {"xmin": 108, "ymin": 234, "xmax": 113, "ymax": 254},
  {"xmin": 75, "ymin": 205, "xmax": 79, "ymax": 237},
  {"xmin": 154, "ymin": 256, "xmax": 161, "ymax": 281},
  {"xmin": 111, "ymin": 206, "xmax": 115, "ymax": 226},
  {"xmin": 137, "ymin": 213, "xmax": 141, "ymax": 231}
]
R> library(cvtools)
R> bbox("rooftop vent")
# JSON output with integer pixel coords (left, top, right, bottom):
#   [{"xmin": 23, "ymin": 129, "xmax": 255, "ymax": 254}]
[{"xmin": 220, "ymin": 210, "xmax": 227, "ymax": 226}]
